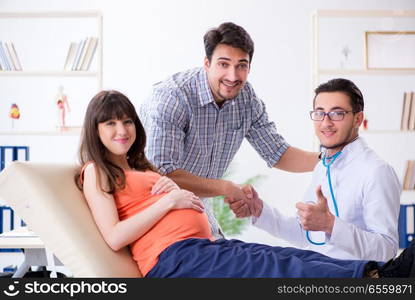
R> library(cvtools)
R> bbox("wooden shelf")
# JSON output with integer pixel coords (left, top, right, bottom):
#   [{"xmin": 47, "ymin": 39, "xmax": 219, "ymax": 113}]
[
  {"xmin": 0, "ymin": 10, "xmax": 103, "ymax": 136},
  {"xmin": 0, "ymin": 10, "xmax": 103, "ymax": 87},
  {"xmin": 317, "ymin": 69, "xmax": 415, "ymax": 76},
  {"xmin": 360, "ymin": 130, "xmax": 415, "ymax": 134},
  {"xmin": 0, "ymin": 71, "xmax": 99, "ymax": 77},
  {"xmin": 0, "ymin": 127, "xmax": 81, "ymax": 136},
  {"xmin": 0, "ymin": 11, "xmax": 102, "ymax": 18},
  {"xmin": 313, "ymin": 10, "xmax": 415, "ymax": 18}
]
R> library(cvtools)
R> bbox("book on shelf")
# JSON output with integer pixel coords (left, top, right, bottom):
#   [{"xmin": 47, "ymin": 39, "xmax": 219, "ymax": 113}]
[
  {"xmin": 0, "ymin": 206, "xmax": 13, "ymax": 233},
  {"xmin": 401, "ymin": 92, "xmax": 413, "ymax": 131},
  {"xmin": 63, "ymin": 42, "xmax": 78, "ymax": 71},
  {"xmin": 398, "ymin": 203, "xmax": 414, "ymax": 248},
  {"xmin": 65, "ymin": 37, "xmax": 98, "ymax": 71},
  {"xmin": 71, "ymin": 39, "xmax": 83, "ymax": 71},
  {"xmin": 5, "ymin": 42, "xmax": 22, "ymax": 71},
  {"xmin": 0, "ymin": 43, "xmax": 3, "ymax": 70},
  {"xmin": 2, "ymin": 42, "xmax": 14, "ymax": 70},
  {"xmin": 403, "ymin": 160, "xmax": 415, "ymax": 190},
  {"xmin": 4, "ymin": 42, "xmax": 17, "ymax": 70},
  {"xmin": 77, "ymin": 37, "xmax": 90, "ymax": 70},
  {"xmin": 0, "ymin": 41, "xmax": 11, "ymax": 71},
  {"xmin": 0, "ymin": 41, "xmax": 22, "ymax": 71},
  {"xmin": 80, "ymin": 37, "xmax": 98, "ymax": 71},
  {"xmin": 10, "ymin": 43, "xmax": 22, "ymax": 70},
  {"xmin": 409, "ymin": 92, "xmax": 415, "ymax": 131},
  {"xmin": 410, "ymin": 161, "xmax": 415, "ymax": 191},
  {"xmin": 75, "ymin": 37, "xmax": 89, "ymax": 71},
  {"xmin": 78, "ymin": 37, "xmax": 98, "ymax": 71}
]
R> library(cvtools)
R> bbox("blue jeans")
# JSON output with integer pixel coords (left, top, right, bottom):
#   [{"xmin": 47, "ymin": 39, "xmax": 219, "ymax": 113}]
[{"xmin": 146, "ymin": 238, "xmax": 368, "ymax": 278}]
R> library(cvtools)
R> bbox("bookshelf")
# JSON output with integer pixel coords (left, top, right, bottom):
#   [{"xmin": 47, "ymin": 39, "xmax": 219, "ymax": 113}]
[
  {"xmin": 0, "ymin": 71, "xmax": 99, "ymax": 77},
  {"xmin": 0, "ymin": 128, "xmax": 81, "ymax": 136},
  {"xmin": 317, "ymin": 69, "xmax": 415, "ymax": 76},
  {"xmin": 311, "ymin": 10, "xmax": 415, "ymax": 235},
  {"xmin": 361, "ymin": 130, "xmax": 415, "ymax": 134},
  {"xmin": 0, "ymin": 11, "xmax": 103, "ymax": 135}
]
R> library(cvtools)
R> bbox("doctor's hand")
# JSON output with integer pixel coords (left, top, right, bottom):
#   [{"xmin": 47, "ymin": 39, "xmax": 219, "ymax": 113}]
[{"xmin": 295, "ymin": 185, "xmax": 335, "ymax": 234}]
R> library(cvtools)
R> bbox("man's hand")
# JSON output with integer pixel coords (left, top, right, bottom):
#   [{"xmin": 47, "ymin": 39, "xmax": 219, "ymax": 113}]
[
  {"xmin": 295, "ymin": 185, "xmax": 335, "ymax": 234},
  {"xmin": 234, "ymin": 185, "xmax": 263, "ymax": 218},
  {"xmin": 226, "ymin": 184, "xmax": 263, "ymax": 218},
  {"xmin": 223, "ymin": 181, "xmax": 251, "ymax": 217}
]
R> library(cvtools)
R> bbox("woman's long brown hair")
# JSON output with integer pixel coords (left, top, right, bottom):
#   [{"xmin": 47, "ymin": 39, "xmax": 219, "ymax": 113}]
[{"xmin": 74, "ymin": 90, "xmax": 156, "ymax": 194}]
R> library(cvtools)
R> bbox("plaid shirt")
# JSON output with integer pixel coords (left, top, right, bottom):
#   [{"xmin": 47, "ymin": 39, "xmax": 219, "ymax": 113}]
[{"xmin": 139, "ymin": 67, "xmax": 289, "ymax": 237}]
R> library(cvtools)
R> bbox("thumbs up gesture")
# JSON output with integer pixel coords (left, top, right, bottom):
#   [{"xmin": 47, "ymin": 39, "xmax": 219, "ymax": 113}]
[{"xmin": 295, "ymin": 185, "xmax": 335, "ymax": 234}]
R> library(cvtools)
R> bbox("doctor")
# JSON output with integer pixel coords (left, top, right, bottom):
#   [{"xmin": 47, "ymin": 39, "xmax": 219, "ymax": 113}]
[{"xmin": 236, "ymin": 78, "xmax": 401, "ymax": 262}]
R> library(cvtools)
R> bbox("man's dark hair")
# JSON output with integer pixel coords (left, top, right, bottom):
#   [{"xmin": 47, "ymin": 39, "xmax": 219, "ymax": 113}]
[
  {"xmin": 314, "ymin": 78, "xmax": 364, "ymax": 112},
  {"xmin": 203, "ymin": 22, "xmax": 254, "ymax": 63}
]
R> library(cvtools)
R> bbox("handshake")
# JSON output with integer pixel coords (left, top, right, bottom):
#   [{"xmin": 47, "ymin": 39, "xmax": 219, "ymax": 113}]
[{"xmin": 223, "ymin": 182, "xmax": 264, "ymax": 218}]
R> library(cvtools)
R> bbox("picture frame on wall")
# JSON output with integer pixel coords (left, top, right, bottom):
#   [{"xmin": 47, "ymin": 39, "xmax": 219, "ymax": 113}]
[{"xmin": 365, "ymin": 31, "xmax": 415, "ymax": 70}]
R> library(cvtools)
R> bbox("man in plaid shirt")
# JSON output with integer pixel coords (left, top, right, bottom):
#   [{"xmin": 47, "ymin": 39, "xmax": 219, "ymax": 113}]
[{"xmin": 139, "ymin": 22, "xmax": 318, "ymax": 238}]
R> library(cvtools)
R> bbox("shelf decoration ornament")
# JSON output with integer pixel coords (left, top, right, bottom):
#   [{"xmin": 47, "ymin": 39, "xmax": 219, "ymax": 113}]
[
  {"xmin": 340, "ymin": 45, "xmax": 351, "ymax": 69},
  {"xmin": 55, "ymin": 85, "xmax": 71, "ymax": 131},
  {"xmin": 9, "ymin": 103, "xmax": 20, "ymax": 129}
]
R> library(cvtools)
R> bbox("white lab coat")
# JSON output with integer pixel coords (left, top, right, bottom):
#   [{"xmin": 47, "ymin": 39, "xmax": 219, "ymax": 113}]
[{"xmin": 253, "ymin": 137, "xmax": 401, "ymax": 262}]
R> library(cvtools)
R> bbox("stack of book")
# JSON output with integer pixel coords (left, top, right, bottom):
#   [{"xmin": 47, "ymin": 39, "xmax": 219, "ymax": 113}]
[
  {"xmin": 0, "ymin": 41, "xmax": 22, "ymax": 71},
  {"xmin": 401, "ymin": 92, "xmax": 415, "ymax": 131},
  {"xmin": 403, "ymin": 160, "xmax": 415, "ymax": 190},
  {"xmin": 63, "ymin": 36, "xmax": 98, "ymax": 71}
]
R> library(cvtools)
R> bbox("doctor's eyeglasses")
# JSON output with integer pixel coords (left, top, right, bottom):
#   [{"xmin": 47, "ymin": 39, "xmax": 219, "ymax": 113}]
[{"xmin": 309, "ymin": 110, "xmax": 353, "ymax": 121}]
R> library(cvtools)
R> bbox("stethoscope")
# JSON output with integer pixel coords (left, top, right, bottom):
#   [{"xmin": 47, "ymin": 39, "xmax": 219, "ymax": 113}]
[{"xmin": 305, "ymin": 150, "xmax": 342, "ymax": 246}]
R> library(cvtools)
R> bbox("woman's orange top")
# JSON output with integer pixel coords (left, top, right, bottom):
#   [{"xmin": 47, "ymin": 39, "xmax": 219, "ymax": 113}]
[{"xmin": 82, "ymin": 164, "xmax": 213, "ymax": 276}]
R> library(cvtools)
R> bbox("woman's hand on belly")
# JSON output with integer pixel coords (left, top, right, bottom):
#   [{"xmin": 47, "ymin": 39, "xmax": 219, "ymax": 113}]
[
  {"xmin": 160, "ymin": 189, "xmax": 204, "ymax": 213},
  {"xmin": 151, "ymin": 176, "xmax": 180, "ymax": 195}
]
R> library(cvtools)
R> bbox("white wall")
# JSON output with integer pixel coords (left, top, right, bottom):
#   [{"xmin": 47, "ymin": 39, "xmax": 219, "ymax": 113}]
[{"xmin": 1, "ymin": 0, "xmax": 414, "ymax": 246}]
